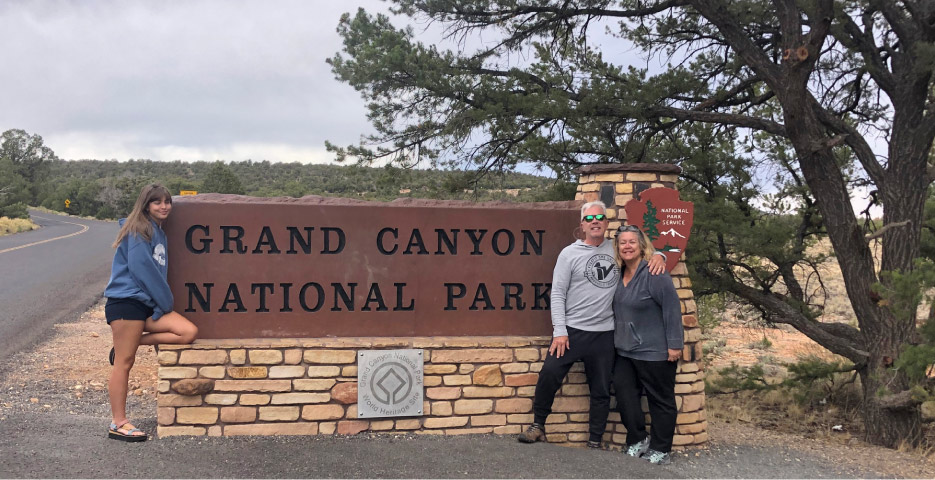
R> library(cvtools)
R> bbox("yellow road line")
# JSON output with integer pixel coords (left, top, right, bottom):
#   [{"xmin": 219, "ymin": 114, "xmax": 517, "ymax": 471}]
[{"xmin": 0, "ymin": 215, "xmax": 90, "ymax": 254}]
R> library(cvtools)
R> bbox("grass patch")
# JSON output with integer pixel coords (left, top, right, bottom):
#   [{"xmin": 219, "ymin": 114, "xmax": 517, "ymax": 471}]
[
  {"xmin": 0, "ymin": 216, "xmax": 38, "ymax": 236},
  {"xmin": 706, "ymin": 367, "xmax": 864, "ymax": 442},
  {"xmin": 748, "ymin": 335, "xmax": 773, "ymax": 350},
  {"xmin": 706, "ymin": 355, "xmax": 935, "ymax": 451}
]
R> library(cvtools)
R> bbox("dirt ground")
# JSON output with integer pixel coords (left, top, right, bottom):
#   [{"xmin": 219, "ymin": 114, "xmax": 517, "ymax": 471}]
[{"xmin": 1, "ymin": 301, "xmax": 933, "ymax": 479}]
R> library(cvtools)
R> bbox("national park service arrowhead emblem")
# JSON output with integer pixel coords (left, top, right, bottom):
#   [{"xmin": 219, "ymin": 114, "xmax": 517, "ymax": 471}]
[{"xmin": 623, "ymin": 188, "xmax": 693, "ymax": 272}]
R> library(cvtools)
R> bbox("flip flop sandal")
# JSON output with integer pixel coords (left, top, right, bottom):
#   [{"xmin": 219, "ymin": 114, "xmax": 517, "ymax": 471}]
[
  {"xmin": 109, "ymin": 347, "xmax": 115, "ymax": 366},
  {"xmin": 108, "ymin": 421, "xmax": 147, "ymax": 442}
]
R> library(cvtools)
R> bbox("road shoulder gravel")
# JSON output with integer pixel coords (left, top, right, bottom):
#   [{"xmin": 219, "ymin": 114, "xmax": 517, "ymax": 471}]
[{"xmin": 1, "ymin": 301, "xmax": 931, "ymax": 478}]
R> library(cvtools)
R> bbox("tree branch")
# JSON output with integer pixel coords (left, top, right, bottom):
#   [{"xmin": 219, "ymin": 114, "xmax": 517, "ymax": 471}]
[
  {"xmin": 869, "ymin": 0, "xmax": 919, "ymax": 46},
  {"xmin": 811, "ymin": 97, "xmax": 887, "ymax": 187},
  {"xmin": 643, "ymin": 105, "xmax": 787, "ymax": 137},
  {"xmin": 865, "ymin": 220, "xmax": 912, "ymax": 241},
  {"xmin": 726, "ymin": 280, "xmax": 869, "ymax": 365},
  {"xmin": 691, "ymin": 0, "xmax": 783, "ymax": 86},
  {"xmin": 831, "ymin": 6, "xmax": 897, "ymax": 95},
  {"xmin": 877, "ymin": 389, "xmax": 923, "ymax": 410},
  {"xmin": 417, "ymin": 0, "xmax": 691, "ymax": 23}
]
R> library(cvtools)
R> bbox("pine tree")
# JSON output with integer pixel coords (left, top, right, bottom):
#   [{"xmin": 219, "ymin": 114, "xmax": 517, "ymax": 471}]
[
  {"xmin": 202, "ymin": 162, "xmax": 246, "ymax": 195},
  {"xmin": 643, "ymin": 200, "xmax": 659, "ymax": 241}
]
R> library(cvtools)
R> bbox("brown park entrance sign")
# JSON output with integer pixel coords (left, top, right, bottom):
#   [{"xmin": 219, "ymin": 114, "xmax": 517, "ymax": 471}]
[
  {"xmin": 164, "ymin": 195, "xmax": 579, "ymax": 339},
  {"xmin": 623, "ymin": 187, "xmax": 694, "ymax": 272}
]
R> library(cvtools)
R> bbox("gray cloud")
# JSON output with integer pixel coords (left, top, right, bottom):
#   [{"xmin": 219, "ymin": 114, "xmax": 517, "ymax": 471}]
[{"xmin": 0, "ymin": 0, "xmax": 388, "ymax": 162}]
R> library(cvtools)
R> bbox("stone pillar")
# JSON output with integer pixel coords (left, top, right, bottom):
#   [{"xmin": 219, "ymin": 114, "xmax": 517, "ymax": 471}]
[{"xmin": 576, "ymin": 163, "xmax": 708, "ymax": 448}]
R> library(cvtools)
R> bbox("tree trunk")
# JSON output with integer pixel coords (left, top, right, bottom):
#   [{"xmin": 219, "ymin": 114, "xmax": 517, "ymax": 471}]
[
  {"xmin": 777, "ymin": 85, "xmax": 926, "ymax": 447},
  {"xmin": 859, "ymin": 367, "xmax": 923, "ymax": 448}
]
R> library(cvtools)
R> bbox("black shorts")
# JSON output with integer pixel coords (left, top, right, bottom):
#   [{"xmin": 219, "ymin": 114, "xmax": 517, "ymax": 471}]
[{"xmin": 105, "ymin": 298, "xmax": 154, "ymax": 324}]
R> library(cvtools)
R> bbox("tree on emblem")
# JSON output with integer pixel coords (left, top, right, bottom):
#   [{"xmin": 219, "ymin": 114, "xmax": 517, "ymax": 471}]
[{"xmin": 643, "ymin": 200, "xmax": 660, "ymax": 241}]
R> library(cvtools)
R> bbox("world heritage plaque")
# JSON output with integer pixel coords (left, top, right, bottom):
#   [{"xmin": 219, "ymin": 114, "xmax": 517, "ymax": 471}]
[{"xmin": 357, "ymin": 349, "xmax": 424, "ymax": 419}]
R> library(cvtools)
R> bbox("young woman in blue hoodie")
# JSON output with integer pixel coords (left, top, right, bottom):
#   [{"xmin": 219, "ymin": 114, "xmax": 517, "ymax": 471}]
[{"xmin": 104, "ymin": 183, "xmax": 197, "ymax": 441}]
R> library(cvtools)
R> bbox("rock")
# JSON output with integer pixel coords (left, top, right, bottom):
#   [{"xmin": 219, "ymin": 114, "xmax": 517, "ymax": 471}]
[
  {"xmin": 331, "ymin": 382, "xmax": 358, "ymax": 404},
  {"xmin": 172, "ymin": 379, "xmax": 215, "ymax": 396},
  {"xmin": 90, "ymin": 332, "xmax": 100, "ymax": 338},
  {"xmin": 922, "ymin": 400, "xmax": 935, "ymax": 422},
  {"xmin": 472, "ymin": 365, "xmax": 503, "ymax": 386},
  {"xmin": 29, "ymin": 398, "xmax": 38, "ymax": 403}
]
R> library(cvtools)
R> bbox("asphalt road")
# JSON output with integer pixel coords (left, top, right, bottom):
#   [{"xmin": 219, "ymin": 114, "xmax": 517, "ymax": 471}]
[
  {"xmin": 0, "ymin": 209, "xmax": 116, "ymax": 361},
  {"xmin": 0, "ymin": 412, "xmax": 678, "ymax": 479},
  {"xmin": 0, "ymin": 408, "xmax": 886, "ymax": 479}
]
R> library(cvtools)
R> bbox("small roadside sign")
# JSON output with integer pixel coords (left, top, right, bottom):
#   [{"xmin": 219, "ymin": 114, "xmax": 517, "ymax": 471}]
[
  {"xmin": 64, "ymin": 199, "xmax": 71, "ymax": 209},
  {"xmin": 179, "ymin": 190, "xmax": 198, "ymax": 196}
]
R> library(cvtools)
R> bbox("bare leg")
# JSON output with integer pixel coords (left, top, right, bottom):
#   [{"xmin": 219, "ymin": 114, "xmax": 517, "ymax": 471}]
[
  {"xmin": 140, "ymin": 311, "xmax": 198, "ymax": 345},
  {"xmin": 109, "ymin": 319, "xmax": 144, "ymax": 432}
]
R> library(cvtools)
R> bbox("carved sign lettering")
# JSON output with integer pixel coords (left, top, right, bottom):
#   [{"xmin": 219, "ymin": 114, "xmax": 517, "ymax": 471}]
[{"xmin": 165, "ymin": 195, "xmax": 579, "ymax": 338}]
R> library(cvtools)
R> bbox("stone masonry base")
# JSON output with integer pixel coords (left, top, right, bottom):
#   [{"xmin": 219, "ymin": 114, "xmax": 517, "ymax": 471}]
[{"xmin": 157, "ymin": 336, "xmax": 707, "ymax": 449}]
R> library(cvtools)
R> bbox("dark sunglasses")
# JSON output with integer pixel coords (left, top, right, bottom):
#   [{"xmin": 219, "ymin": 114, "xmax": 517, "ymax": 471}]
[
  {"xmin": 617, "ymin": 225, "xmax": 640, "ymax": 233},
  {"xmin": 582, "ymin": 214, "xmax": 607, "ymax": 222}
]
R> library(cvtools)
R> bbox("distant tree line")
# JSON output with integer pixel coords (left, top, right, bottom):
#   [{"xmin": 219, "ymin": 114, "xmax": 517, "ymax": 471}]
[{"xmin": 0, "ymin": 128, "xmax": 574, "ymax": 220}]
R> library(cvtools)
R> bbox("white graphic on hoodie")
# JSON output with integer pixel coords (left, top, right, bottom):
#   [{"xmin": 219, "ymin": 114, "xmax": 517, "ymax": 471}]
[{"xmin": 153, "ymin": 243, "xmax": 167, "ymax": 266}]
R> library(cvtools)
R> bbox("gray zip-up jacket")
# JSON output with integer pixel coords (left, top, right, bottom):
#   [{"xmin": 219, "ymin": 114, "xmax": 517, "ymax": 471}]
[
  {"xmin": 550, "ymin": 239, "xmax": 619, "ymax": 337},
  {"xmin": 612, "ymin": 260, "xmax": 684, "ymax": 361}
]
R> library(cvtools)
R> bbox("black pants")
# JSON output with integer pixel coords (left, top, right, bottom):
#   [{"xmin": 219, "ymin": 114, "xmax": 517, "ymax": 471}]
[
  {"xmin": 532, "ymin": 327, "xmax": 614, "ymax": 442},
  {"xmin": 613, "ymin": 355, "xmax": 678, "ymax": 452}
]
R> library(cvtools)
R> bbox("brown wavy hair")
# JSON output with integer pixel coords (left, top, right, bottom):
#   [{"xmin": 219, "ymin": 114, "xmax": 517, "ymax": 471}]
[{"xmin": 112, "ymin": 183, "xmax": 172, "ymax": 248}]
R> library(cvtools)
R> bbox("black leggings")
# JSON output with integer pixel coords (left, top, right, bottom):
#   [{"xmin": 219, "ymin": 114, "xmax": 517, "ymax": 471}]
[
  {"xmin": 531, "ymin": 327, "xmax": 614, "ymax": 442},
  {"xmin": 613, "ymin": 355, "xmax": 678, "ymax": 452}
]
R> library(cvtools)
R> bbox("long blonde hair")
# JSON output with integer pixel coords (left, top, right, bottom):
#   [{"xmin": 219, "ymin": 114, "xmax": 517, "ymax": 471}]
[
  {"xmin": 614, "ymin": 225, "xmax": 656, "ymax": 270},
  {"xmin": 112, "ymin": 183, "xmax": 172, "ymax": 248}
]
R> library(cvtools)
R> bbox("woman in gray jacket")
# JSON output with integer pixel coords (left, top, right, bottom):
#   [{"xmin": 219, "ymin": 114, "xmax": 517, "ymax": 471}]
[{"xmin": 612, "ymin": 225, "xmax": 684, "ymax": 465}]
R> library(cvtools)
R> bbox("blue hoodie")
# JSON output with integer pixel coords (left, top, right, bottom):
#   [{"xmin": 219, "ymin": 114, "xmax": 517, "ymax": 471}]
[{"xmin": 104, "ymin": 219, "xmax": 173, "ymax": 320}]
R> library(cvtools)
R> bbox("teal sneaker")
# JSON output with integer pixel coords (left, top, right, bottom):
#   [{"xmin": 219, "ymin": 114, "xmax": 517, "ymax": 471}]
[
  {"xmin": 625, "ymin": 437, "xmax": 649, "ymax": 457},
  {"xmin": 643, "ymin": 449, "xmax": 671, "ymax": 465}
]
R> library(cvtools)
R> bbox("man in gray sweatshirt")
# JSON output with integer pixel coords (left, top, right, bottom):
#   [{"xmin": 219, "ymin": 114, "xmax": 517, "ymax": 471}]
[{"xmin": 518, "ymin": 201, "xmax": 665, "ymax": 448}]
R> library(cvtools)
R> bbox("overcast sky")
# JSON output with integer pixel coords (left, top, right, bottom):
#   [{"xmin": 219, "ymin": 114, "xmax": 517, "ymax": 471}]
[
  {"xmin": 0, "ymin": 1, "xmax": 885, "ymax": 216},
  {"xmin": 0, "ymin": 0, "xmax": 398, "ymax": 164}
]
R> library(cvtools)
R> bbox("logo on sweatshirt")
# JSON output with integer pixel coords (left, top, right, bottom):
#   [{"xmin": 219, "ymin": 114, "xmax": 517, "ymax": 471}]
[
  {"xmin": 153, "ymin": 243, "xmax": 167, "ymax": 267},
  {"xmin": 584, "ymin": 253, "xmax": 618, "ymax": 288}
]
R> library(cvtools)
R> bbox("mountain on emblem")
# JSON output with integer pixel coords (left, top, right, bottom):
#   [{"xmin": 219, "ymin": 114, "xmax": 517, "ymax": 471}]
[
  {"xmin": 623, "ymin": 188, "xmax": 694, "ymax": 272},
  {"xmin": 660, "ymin": 228, "xmax": 686, "ymax": 239}
]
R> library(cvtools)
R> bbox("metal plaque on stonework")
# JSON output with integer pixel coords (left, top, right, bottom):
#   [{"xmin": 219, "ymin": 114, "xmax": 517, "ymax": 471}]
[
  {"xmin": 358, "ymin": 349, "xmax": 424, "ymax": 418},
  {"xmin": 623, "ymin": 187, "xmax": 694, "ymax": 272}
]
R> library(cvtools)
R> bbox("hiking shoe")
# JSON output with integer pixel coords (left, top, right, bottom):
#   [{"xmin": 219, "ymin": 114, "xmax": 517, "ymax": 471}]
[
  {"xmin": 587, "ymin": 440, "xmax": 602, "ymax": 449},
  {"xmin": 517, "ymin": 424, "xmax": 546, "ymax": 443},
  {"xmin": 643, "ymin": 449, "xmax": 671, "ymax": 465},
  {"xmin": 625, "ymin": 436, "xmax": 649, "ymax": 457}
]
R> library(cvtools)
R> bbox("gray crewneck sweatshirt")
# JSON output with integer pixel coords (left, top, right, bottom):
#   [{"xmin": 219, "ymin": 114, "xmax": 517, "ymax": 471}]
[
  {"xmin": 550, "ymin": 239, "xmax": 619, "ymax": 336},
  {"xmin": 612, "ymin": 260, "xmax": 684, "ymax": 361}
]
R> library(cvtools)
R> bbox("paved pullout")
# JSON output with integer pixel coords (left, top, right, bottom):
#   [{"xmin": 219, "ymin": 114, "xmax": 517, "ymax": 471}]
[
  {"xmin": 0, "ymin": 210, "xmax": 117, "ymax": 361},
  {"xmin": 0, "ymin": 410, "xmax": 887, "ymax": 479}
]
